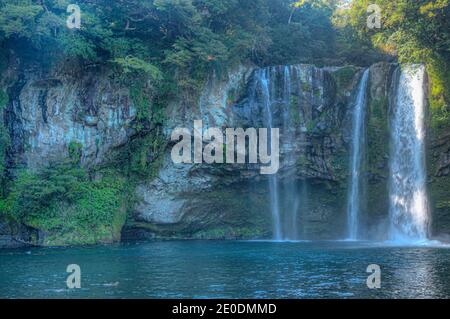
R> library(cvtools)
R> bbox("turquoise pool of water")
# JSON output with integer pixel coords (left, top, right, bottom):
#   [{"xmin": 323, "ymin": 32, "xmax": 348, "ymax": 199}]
[{"xmin": 1, "ymin": 240, "xmax": 449, "ymax": 298}]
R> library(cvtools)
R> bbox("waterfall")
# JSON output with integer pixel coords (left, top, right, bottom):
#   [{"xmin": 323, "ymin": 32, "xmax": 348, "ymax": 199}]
[
  {"xmin": 347, "ymin": 69, "xmax": 369, "ymax": 240},
  {"xmin": 282, "ymin": 66, "xmax": 298, "ymax": 239},
  {"xmin": 250, "ymin": 65, "xmax": 310, "ymax": 240},
  {"xmin": 247, "ymin": 65, "xmax": 329, "ymax": 240},
  {"xmin": 388, "ymin": 65, "xmax": 430, "ymax": 242},
  {"xmin": 256, "ymin": 68, "xmax": 282, "ymax": 240}
]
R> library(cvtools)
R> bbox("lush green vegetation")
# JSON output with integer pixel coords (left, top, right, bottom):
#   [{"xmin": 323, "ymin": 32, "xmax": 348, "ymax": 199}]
[
  {"xmin": 1, "ymin": 163, "xmax": 128, "ymax": 245},
  {"xmin": 0, "ymin": 0, "xmax": 343, "ymax": 91},
  {"xmin": 331, "ymin": 65, "xmax": 359, "ymax": 97}
]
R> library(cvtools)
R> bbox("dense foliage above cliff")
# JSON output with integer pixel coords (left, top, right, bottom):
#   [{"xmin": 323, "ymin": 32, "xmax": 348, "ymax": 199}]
[
  {"xmin": 0, "ymin": 0, "xmax": 344, "ymax": 92},
  {"xmin": 1, "ymin": 0, "xmax": 448, "ymax": 77}
]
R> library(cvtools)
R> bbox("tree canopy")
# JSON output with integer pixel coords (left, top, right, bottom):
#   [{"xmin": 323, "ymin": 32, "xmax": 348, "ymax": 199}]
[
  {"xmin": 338, "ymin": 0, "xmax": 450, "ymax": 128},
  {"xmin": 0, "ymin": 0, "xmax": 343, "ymax": 88}
]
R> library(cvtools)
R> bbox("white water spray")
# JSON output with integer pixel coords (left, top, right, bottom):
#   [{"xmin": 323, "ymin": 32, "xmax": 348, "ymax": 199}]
[{"xmin": 389, "ymin": 65, "xmax": 430, "ymax": 242}]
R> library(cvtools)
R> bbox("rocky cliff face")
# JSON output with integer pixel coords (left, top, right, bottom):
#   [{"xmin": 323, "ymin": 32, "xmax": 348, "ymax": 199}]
[
  {"xmin": 5, "ymin": 67, "xmax": 137, "ymax": 171},
  {"xmin": 2, "ymin": 60, "xmax": 449, "ymax": 246},
  {"xmin": 124, "ymin": 64, "xmax": 365, "ymax": 240},
  {"xmin": 363, "ymin": 62, "xmax": 396, "ymax": 239},
  {"xmin": 0, "ymin": 63, "xmax": 139, "ymax": 248},
  {"xmin": 428, "ymin": 105, "xmax": 450, "ymax": 240}
]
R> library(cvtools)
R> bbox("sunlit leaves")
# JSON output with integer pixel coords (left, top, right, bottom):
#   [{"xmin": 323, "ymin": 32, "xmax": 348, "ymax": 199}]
[
  {"xmin": 112, "ymin": 56, "xmax": 163, "ymax": 81},
  {"xmin": 0, "ymin": 1, "xmax": 43, "ymax": 38}
]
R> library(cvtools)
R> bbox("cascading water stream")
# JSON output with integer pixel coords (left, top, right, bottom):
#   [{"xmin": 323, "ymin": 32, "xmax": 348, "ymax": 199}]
[
  {"xmin": 347, "ymin": 69, "xmax": 369, "ymax": 240},
  {"xmin": 249, "ymin": 65, "xmax": 326, "ymax": 240},
  {"xmin": 251, "ymin": 66, "xmax": 308, "ymax": 240},
  {"xmin": 256, "ymin": 68, "xmax": 282, "ymax": 240},
  {"xmin": 282, "ymin": 66, "xmax": 299, "ymax": 240},
  {"xmin": 388, "ymin": 65, "xmax": 430, "ymax": 243}
]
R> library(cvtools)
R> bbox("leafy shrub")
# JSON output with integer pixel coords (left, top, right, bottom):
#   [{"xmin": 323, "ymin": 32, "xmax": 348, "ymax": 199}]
[
  {"xmin": 4, "ymin": 163, "xmax": 127, "ymax": 245},
  {"xmin": 68, "ymin": 141, "xmax": 83, "ymax": 163}
]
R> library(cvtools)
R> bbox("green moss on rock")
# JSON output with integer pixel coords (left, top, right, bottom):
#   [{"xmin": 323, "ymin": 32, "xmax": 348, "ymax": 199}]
[{"xmin": 332, "ymin": 66, "xmax": 360, "ymax": 95}]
